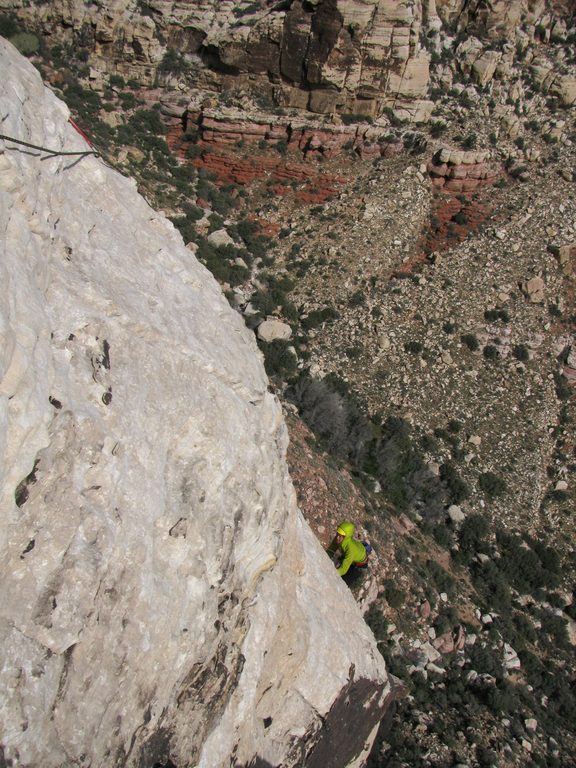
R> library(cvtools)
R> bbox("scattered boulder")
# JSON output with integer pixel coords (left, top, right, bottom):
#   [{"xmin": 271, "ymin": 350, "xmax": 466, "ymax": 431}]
[
  {"xmin": 503, "ymin": 643, "xmax": 521, "ymax": 670},
  {"xmin": 207, "ymin": 228, "xmax": 235, "ymax": 247},
  {"xmin": 448, "ymin": 504, "xmax": 465, "ymax": 523},
  {"xmin": 257, "ymin": 318, "xmax": 292, "ymax": 342},
  {"xmin": 521, "ymin": 276, "xmax": 545, "ymax": 303}
]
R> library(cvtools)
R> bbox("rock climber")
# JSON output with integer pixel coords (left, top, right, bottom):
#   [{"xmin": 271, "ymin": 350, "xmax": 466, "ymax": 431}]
[{"xmin": 327, "ymin": 521, "xmax": 370, "ymax": 577}]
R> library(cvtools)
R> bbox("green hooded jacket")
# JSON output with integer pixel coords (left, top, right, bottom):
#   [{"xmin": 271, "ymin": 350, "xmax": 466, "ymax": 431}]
[{"xmin": 336, "ymin": 524, "xmax": 366, "ymax": 576}]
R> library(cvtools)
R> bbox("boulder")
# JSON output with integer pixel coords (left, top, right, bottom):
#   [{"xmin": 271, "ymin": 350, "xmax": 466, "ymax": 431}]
[
  {"xmin": 207, "ymin": 228, "xmax": 235, "ymax": 247},
  {"xmin": 448, "ymin": 504, "xmax": 465, "ymax": 523},
  {"xmin": 257, "ymin": 318, "xmax": 293, "ymax": 342},
  {"xmin": 522, "ymin": 276, "xmax": 545, "ymax": 303}
]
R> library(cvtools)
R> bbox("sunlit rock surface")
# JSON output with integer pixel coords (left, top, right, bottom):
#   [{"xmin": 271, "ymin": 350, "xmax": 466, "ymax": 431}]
[{"xmin": 0, "ymin": 38, "xmax": 390, "ymax": 768}]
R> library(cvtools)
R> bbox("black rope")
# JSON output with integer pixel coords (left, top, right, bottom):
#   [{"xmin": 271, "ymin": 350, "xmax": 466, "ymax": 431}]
[{"xmin": 0, "ymin": 133, "xmax": 99, "ymax": 158}]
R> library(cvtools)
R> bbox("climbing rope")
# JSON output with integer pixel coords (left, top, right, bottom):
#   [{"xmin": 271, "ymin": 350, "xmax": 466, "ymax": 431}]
[{"xmin": 0, "ymin": 127, "xmax": 100, "ymax": 158}]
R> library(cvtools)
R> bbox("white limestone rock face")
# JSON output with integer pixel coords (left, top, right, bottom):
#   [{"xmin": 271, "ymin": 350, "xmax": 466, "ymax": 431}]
[{"xmin": 0, "ymin": 40, "xmax": 390, "ymax": 768}]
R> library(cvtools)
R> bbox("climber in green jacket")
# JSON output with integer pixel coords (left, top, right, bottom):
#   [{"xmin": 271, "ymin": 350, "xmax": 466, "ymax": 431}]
[{"xmin": 328, "ymin": 521, "xmax": 368, "ymax": 576}]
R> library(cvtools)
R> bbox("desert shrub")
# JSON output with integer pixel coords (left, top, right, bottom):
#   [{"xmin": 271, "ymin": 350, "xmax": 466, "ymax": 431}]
[
  {"xmin": 461, "ymin": 333, "xmax": 479, "ymax": 351},
  {"xmin": 467, "ymin": 643, "xmax": 502, "ymax": 678},
  {"xmin": 10, "ymin": 31, "xmax": 39, "ymax": 56},
  {"xmin": 484, "ymin": 308, "xmax": 510, "ymax": 322},
  {"xmin": 348, "ymin": 290, "xmax": 365, "ymax": 307},
  {"xmin": 478, "ymin": 471, "xmax": 506, "ymax": 497},
  {"xmin": 289, "ymin": 378, "xmax": 459, "ymax": 517},
  {"xmin": 251, "ymin": 274, "xmax": 295, "ymax": 316},
  {"xmin": 365, "ymin": 606, "xmax": 388, "ymax": 639},
  {"xmin": 260, "ymin": 339, "xmax": 297, "ymax": 379},
  {"xmin": 193, "ymin": 237, "xmax": 249, "ymax": 286},
  {"xmin": 512, "ymin": 344, "xmax": 530, "ymax": 361},
  {"xmin": 341, "ymin": 113, "xmax": 374, "ymax": 125},
  {"xmin": 157, "ymin": 47, "xmax": 190, "ymax": 75},
  {"xmin": 440, "ymin": 462, "xmax": 470, "ymax": 503},
  {"xmin": 430, "ymin": 120, "xmax": 447, "ymax": 137},
  {"xmin": 496, "ymin": 530, "xmax": 559, "ymax": 593},
  {"xmin": 0, "ymin": 12, "xmax": 19, "ymax": 37},
  {"xmin": 186, "ymin": 144, "xmax": 202, "ymax": 159},
  {"xmin": 532, "ymin": 540, "xmax": 560, "ymax": 575},
  {"xmin": 287, "ymin": 373, "xmax": 373, "ymax": 466},
  {"xmin": 301, "ymin": 306, "xmax": 339, "ymax": 330},
  {"xmin": 405, "ymin": 340, "xmax": 423, "ymax": 354},
  {"xmin": 433, "ymin": 523, "xmax": 451, "ymax": 548},
  {"xmin": 63, "ymin": 82, "xmax": 103, "ymax": 119},
  {"xmin": 233, "ymin": 218, "xmax": 271, "ymax": 258},
  {"xmin": 384, "ymin": 581, "xmax": 406, "ymax": 609},
  {"xmin": 476, "ymin": 746, "xmax": 498, "ymax": 766},
  {"xmin": 461, "ymin": 133, "xmax": 477, "ymax": 149},
  {"xmin": 274, "ymin": 139, "xmax": 288, "ymax": 155},
  {"xmin": 471, "ymin": 560, "xmax": 512, "ymax": 610},
  {"xmin": 119, "ymin": 91, "xmax": 138, "ymax": 109},
  {"xmin": 553, "ymin": 372, "xmax": 571, "ymax": 401},
  {"xmin": 232, "ymin": 1, "xmax": 261, "ymax": 17},
  {"xmin": 427, "ymin": 560, "xmax": 456, "ymax": 596},
  {"xmin": 459, "ymin": 513, "xmax": 489, "ymax": 553},
  {"xmin": 109, "ymin": 73, "xmax": 125, "ymax": 88},
  {"xmin": 483, "ymin": 344, "xmax": 499, "ymax": 360},
  {"xmin": 170, "ymin": 214, "xmax": 199, "ymax": 244}
]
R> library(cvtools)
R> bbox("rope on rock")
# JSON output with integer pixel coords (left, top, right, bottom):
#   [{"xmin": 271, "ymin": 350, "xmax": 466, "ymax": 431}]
[{"xmin": 0, "ymin": 127, "xmax": 100, "ymax": 158}]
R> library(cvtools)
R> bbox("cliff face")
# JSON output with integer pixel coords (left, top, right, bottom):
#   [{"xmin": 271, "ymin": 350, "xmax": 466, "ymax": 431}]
[
  {"xmin": 0, "ymin": 38, "xmax": 390, "ymax": 767},
  {"xmin": 1, "ymin": 0, "xmax": 574, "ymax": 121}
]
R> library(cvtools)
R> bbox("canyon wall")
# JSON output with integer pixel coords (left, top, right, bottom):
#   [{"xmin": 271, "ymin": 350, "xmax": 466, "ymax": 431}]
[
  {"xmin": 0, "ymin": 38, "xmax": 391, "ymax": 767},
  {"xmin": 1, "ymin": 0, "xmax": 574, "ymax": 120}
]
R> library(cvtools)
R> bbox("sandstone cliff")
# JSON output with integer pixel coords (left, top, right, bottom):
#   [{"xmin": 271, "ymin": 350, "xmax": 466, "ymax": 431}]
[
  {"xmin": 2, "ymin": 0, "xmax": 574, "ymax": 122},
  {"xmin": 0, "ymin": 38, "xmax": 391, "ymax": 767}
]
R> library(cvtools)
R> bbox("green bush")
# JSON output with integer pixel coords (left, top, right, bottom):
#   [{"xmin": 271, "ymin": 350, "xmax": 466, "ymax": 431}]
[
  {"xmin": 512, "ymin": 344, "xmax": 530, "ymax": 361},
  {"xmin": 459, "ymin": 513, "xmax": 489, "ymax": 553},
  {"xmin": 461, "ymin": 333, "xmax": 479, "ymax": 351},
  {"xmin": 109, "ymin": 73, "xmax": 125, "ymax": 88},
  {"xmin": 384, "ymin": 581, "xmax": 405, "ymax": 609},
  {"xmin": 405, "ymin": 340, "xmax": 423, "ymax": 354},
  {"xmin": 301, "ymin": 306, "xmax": 339, "ymax": 331},
  {"xmin": 348, "ymin": 290, "xmax": 365, "ymax": 307},
  {"xmin": 461, "ymin": 133, "xmax": 477, "ymax": 149},
  {"xmin": 157, "ymin": 48, "xmax": 190, "ymax": 75},
  {"xmin": 479, "ymin": 471, "xmax": 506, "ymax": 497},
  {"xmin": 440, "ymin": 462, "xmax": 470, "ymax": 503},
  {"xmin": 483, "ymin": 344, "xmax": 499, "ymax": 360},
  {"xmin": 9, "ymin": 31, "xmax": 39, "ymax": 57},
  {"xmin": 260, "ymin": 339, "xmax": 297, "ymax": 379},
  {"xmin": 0, "ymin": 13, "xmax": 19, "ymax": 37},
  {"xmin": 484, "ymin": 308, "xmax": 510, "ymax": 322}
]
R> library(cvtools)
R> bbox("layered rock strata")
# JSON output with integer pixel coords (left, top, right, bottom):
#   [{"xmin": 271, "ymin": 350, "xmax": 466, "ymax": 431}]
[
  {"xmin": 427, "ymin": 147, "xmax": 501, "ymax": 192},
  {"xmin": 193, "ymin": 108, "xmax": 405, "ymax": 160},
  {"xmin": 0, "ymin": 39, "xmax": 390, "ymax": 768}
]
